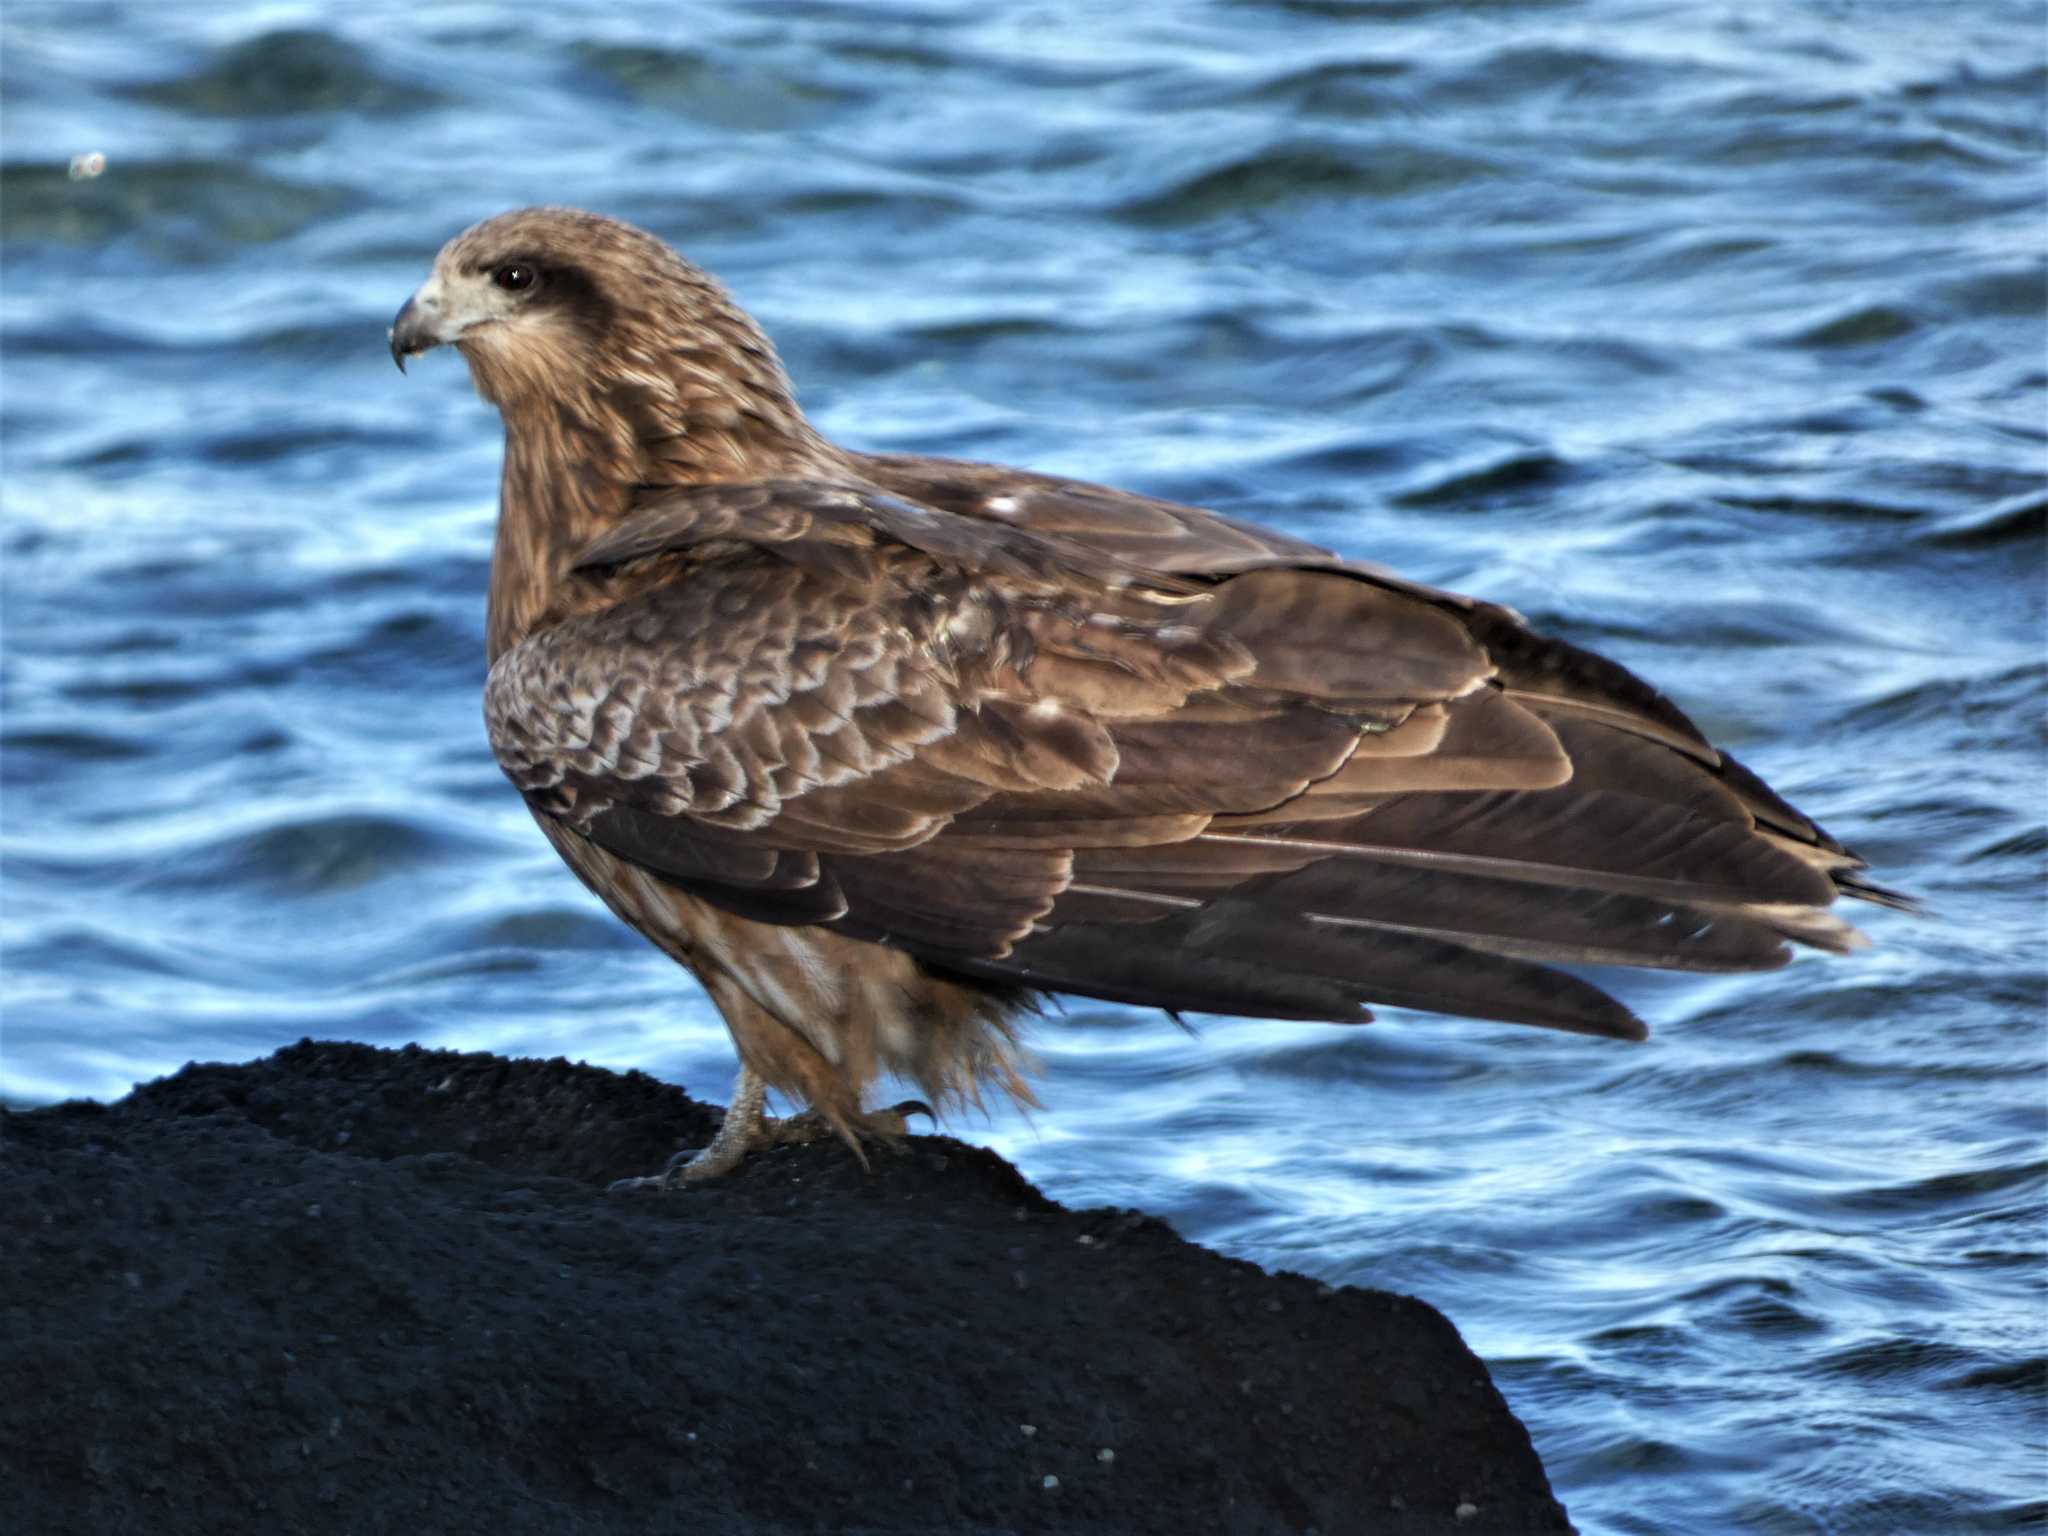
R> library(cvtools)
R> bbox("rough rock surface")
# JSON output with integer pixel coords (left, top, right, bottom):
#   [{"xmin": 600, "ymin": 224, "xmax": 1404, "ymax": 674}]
[{"xmin": 2, "ymin": 1041, "xmax": 1573, "ymax": 1535}]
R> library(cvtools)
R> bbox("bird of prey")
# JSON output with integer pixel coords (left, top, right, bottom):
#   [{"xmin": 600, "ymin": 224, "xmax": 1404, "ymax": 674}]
[{"xmin": 389, "ymin": 207, "xmax": 1900, "ymax": 1190}]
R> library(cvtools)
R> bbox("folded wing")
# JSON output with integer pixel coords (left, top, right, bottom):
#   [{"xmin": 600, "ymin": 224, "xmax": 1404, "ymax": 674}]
[{"xmin": 488, "ymin": 477, "xmax": 1885, "ymax": 1045}]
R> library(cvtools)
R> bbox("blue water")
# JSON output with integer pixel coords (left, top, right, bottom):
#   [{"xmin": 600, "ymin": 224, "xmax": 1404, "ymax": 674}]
[{"xmin": 4, "ymin": 4, "xmax": 2042, "ymax": 1531}]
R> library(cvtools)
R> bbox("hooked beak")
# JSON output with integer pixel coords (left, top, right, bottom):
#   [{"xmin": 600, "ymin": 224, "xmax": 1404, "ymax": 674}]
[{"xmin": 388, "ymin": 279, "xmax": 450, "ymax": 373}]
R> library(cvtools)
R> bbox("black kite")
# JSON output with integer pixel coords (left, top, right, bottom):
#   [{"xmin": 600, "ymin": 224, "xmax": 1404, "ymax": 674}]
[{"xmin": 389, "ymin": 208, "xmax": 1900, "ymax": 1189}]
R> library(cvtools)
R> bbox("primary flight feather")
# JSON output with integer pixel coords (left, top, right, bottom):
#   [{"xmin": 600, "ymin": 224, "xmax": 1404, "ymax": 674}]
[{"xmin": 390, "ymin": 206, "xmax": 1896, "ymax": 1188}]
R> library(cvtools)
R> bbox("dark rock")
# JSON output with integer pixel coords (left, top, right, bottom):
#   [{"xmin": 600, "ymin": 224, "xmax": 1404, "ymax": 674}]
[{"xmin": 0, "ymin": 1040, "xmax": 1572, "ymax": 1535}]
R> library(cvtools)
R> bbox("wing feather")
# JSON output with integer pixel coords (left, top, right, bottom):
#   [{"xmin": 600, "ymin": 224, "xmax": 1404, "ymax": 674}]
[{"xmin": 493, "ymin": 471, "xmax": 1881, "ymax": 1042}]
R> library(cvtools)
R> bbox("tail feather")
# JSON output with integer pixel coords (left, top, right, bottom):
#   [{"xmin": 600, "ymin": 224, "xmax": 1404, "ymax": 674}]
[{"xmin": 1000, "ymin": 903, "xmax": 1648, "ymax": 1040}]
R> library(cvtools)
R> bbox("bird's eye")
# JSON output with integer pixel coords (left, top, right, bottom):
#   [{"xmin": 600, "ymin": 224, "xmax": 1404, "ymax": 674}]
[{"xmin": 492, "ymin": 264, "xmax": 537, "ymax": 292}]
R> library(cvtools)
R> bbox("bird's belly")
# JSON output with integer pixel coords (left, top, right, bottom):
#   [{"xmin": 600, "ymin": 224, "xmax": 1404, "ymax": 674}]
[{"xmin": 531, "ymin": 815, "xmax": 1034, "ymax": 1119}]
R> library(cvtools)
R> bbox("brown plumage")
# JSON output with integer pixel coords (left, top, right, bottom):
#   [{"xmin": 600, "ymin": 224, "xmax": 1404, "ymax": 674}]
[{"xmin": 389, "ymin": 206, "xmax": 1901, "ymax": 1187}]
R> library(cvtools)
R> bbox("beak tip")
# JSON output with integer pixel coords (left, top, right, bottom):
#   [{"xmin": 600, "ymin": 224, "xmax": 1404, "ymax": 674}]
[{"xmin": 388, "ymin": 296, "xmax": 426, "ymax": 375}]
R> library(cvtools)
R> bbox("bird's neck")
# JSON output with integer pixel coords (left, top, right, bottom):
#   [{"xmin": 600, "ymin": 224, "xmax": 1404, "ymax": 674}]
[
  {"xmin": 484, "ymin": 409, "xmax": 630, "ymax": 663},
  {"xmin": 480, "ymin": 333, "xmax": 840, "ymax": 662}
]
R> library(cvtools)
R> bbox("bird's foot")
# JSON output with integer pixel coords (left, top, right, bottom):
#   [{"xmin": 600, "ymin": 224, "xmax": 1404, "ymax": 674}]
[
  {"xmin": 607, "ymin": 1067, "xmax": 931, "ymax": 1193},
  {"xmin": 764, "ymin": 1098, "xmax": 935, "ymax": 1155}
]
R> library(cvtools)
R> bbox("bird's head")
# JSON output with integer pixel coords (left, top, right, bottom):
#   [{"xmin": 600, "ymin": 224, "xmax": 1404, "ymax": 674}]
[{"xmin": 389, "ymin": 206, "xmax": 768, "ymax": 411}]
